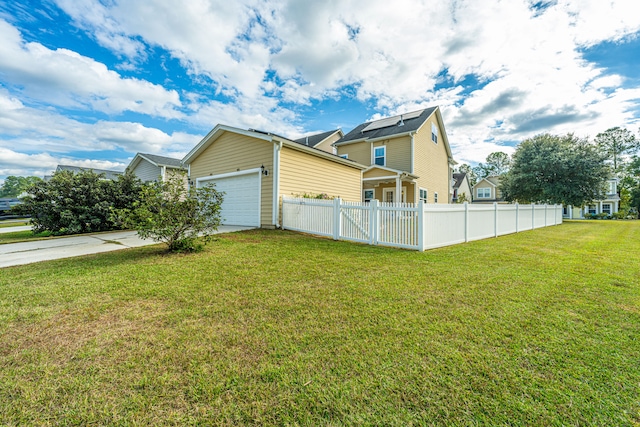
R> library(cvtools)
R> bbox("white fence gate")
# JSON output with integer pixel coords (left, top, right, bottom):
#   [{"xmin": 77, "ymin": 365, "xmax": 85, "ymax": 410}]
[{"xmin": 282, "ymin": 197, "xmax": 563, "ymax": 251}]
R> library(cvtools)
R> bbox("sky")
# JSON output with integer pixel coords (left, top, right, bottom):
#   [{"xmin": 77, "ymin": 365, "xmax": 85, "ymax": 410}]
[{"xmin": 1, "ymin": 0, "xmax": 640, "ymax": 183}]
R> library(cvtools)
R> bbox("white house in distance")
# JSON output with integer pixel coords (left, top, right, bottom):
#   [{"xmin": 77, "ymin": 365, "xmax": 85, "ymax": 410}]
[
  {"xmin": 126, "ymin": 153, "xmax": 186, "ymax": 183},
  {"xmin": 564, "ymin": 177, "xmax": 620, "ymax": 218}
]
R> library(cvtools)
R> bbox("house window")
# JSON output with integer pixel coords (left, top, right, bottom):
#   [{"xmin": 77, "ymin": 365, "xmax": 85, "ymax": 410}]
[
  {"xmin": 477, "ymin": 188, "xmax": 491, "ymax": 198},
  {"xmin": 431, "ymin": 123, "xmax": 438, "ymax": 144},
  {"xmin": 588, "ymin": 205, "xmax": 597, "ymax": 215},
  {"xmin": 374, "ymin": 146, "xmax": 386, "ymax": 166},
  {"xmin": 339, "ymin": 154, "xmax": 348, "ymax": 159},
  {"xmin": 363, "ymin": 189, "xmax": 375, "ymax": 202},
  {"xmin": 434, "ymin": 192, "xmax": 439, "ymax": 203},
  {"xmin": 419, "ymin": 188, "xmax": 428, "ymax": 202},
  {"xmin": 563, "ymin": 206, "xmax": 568, "ymax": 216},
  {"xmin": 608, "ymin": 181, "xmax": 616, "ymax": 195},
  {"xmin": 602, "ymin": 203, "xmax": 611, "ymax": 214}
]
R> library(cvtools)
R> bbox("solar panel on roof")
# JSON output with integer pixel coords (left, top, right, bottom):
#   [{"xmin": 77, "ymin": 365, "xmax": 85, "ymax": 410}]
[{"xmin": 361, "ymin": 109, "xmax": 425, "ymax": 133}]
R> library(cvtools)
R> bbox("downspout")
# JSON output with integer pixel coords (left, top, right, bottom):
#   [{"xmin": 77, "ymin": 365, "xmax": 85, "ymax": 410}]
[
  {"xmin": 410, "ymin": 132, "xmax": 416, "ymax": 203},
  {"xmin": 272, "ymin": 140, "xmax": 283, "ymax": 228},
  {"xmin": 161, "ymin": 165, "xmax": 166, "ymax": 182}
]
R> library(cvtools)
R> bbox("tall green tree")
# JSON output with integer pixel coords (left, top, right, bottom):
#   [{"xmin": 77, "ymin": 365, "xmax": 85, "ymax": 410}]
[
  {"xmin": 456, "ymin": 164, "xmax": 478, "ymax": 186},
  {"xmin": 473, "ymin": 151, "xmax": 511, "ymax": 179},
  {"xmin": 501, "ymin": 133, "xmax": 610, "ymax": 206},
  {"xmin": 594, "ymin": 127, "xmax": 639, "ymax": 171},
  {"xmin": 0, "ymin": 176, "xmax": 42, "ymax": 198},
  {"xmin": 626, "ymin": 156, "xmax": 640, "ymax": 217}
]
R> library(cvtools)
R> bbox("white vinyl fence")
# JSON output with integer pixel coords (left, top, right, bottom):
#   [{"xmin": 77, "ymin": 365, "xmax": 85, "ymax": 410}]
[{"xmin": 282, "ymin": 197, "xmax": 563, "ymax": 251}]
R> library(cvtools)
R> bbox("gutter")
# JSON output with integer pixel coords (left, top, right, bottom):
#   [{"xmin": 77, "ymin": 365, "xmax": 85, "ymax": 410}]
[{"xmin": 272, "ymin": 139, "xmax": 283, "ymax": 228}]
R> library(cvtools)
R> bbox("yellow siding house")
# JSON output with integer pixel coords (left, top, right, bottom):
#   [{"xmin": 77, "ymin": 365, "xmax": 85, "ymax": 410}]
[
  {"xmin": 334, "ymin": 107, "xmax": 456, "ymax": 204},
  {"xmin": 182, "ymin": 125, "xmax": 364, "ymax": 228}
]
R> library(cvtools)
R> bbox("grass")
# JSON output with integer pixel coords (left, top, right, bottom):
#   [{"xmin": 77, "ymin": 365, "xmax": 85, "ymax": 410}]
[
  {"xmin": 0, "ymin": 230, "xmax": 53, "ymax": 245},
  {"xmin": 0, "ymin": 220, "xmax": 28, "ymax": 228},
  {"xmin": 1, "ymin": 220, "xmax": 639, "ymax": 425}
]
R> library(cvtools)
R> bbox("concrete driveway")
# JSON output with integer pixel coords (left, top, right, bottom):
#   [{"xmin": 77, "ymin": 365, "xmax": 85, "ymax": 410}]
[{"xmin": 0, "ymin": 226, "xmax": 254, "ymax": 268}]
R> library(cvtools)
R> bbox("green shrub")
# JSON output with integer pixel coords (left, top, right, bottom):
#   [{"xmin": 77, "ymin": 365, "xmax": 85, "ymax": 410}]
[
  {"xmin": 13, "ymin": 170, "xmax": 143, "ymax": 235},
  {"xmin": 113, "ymin": 177, "xmax": 223, "ymax": 252}
]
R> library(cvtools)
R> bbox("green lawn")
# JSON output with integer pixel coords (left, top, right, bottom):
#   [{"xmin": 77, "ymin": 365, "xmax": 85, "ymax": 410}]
[
  {"xmin": 0, "ymin": 220, "xmax": 28, "ymax": 228},
  {"xmin": 0, "ymin": 229, "xmax": 53, "ymax": 245},
  {"xmin": 1, "ymin": 221, "xmax": 639, "ymax": 425}
]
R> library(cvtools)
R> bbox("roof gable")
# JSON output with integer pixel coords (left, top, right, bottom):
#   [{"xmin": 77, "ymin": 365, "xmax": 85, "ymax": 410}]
[
  {"xmin": 56, "ymin": 165, "xmax": 123, "ymax": 180},
  {"xmin": 127, "ymin": 153, "xmax": 184, "ymax": 172},
  {"xmin": 337, "ymin": 107, "xmax": 437, "ymax": 144},
  {"xmin": 294, "ymin": 129, "xmax": 342, "ymax": 147}
]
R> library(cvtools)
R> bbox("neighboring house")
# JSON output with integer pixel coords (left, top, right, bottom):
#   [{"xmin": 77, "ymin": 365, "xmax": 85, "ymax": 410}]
[
  {"xmin": 182, "ymin": 125, "xmax": 366, "ymax": 228},
  {"xmin": 55, "ymin": 165, "xmax": 123, "ymax": 180},
  {"xmin": 126, "ymin": 153, "xmax": 186, "ymax": 183},
  {"xmin": 472, "ymin": 176, "xmax": 505, "ymax": 203},
  {"xmin": 333, "ymin": 107, "xmax": 456, "ymax": 204},
  {"xmin": 293, "ymin": 129, "xmax": 343, "ymax": 154},
  {"xmin": 452, "ymin": 172, "xmax": 472, "ymax": 203},
  {"xmin": 564, "ymin": 177, "xmax": 620, "ymax": 219}
]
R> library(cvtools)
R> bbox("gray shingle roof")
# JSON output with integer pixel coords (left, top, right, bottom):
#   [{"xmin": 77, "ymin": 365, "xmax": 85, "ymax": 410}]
[
  {"xmin": 139, "ymin": 153, "xmax": 184, "ymax": 168},
  {"xmin": 56, "ymin": 165, "xmax": 123, "ymax": 180},
  {"xmin": 452, "ymin": 173, "xmax": 467, "ymax": 189},
  {"xmin": 337, "ymin": 107, "xmax": 438, "ymax": 144},
  {"xmin": 293, "ymin": 129, "xmax": 340, "ymax": 147}
]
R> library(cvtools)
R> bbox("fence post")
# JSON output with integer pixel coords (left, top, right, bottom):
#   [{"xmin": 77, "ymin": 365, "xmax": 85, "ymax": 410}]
[
  {"xmin": 494, "ymin": 202, "xmax": 498, "ymax": 237},
  {"xmin": 369, "ymin": 200, "xmax": 378, "ymax": 246},
  {"xmin": 515, "ymin": 202, "xmax": 519, "ymax": 233},
  {"xmin": 464, "ymin": 201, "xmax": 469, "ymax": 242},
  {"xmin": 417, "ymin": 200, "xmax": 425, "ymax": 251},
  {"xmin": 333, "ymin": 198, "xmax": 341, "ymax": 240},
  {"xmin": 532, "ymin": 203, "xmax": 535, "ymax": 229},
  {"xmin": 544, "ymin": 204, "xmax": 548, "ymax": 227}
]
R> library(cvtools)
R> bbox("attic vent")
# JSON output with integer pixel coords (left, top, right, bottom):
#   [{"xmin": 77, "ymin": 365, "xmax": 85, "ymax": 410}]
[{"xmin": 398, "ymin": 115, "xmax": 404, "ymax": 126}]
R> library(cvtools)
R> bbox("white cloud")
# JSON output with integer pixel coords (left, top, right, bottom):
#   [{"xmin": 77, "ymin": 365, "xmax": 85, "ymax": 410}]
[{"xmin": 0, "ymin": 19, "xmax": 182, "ymax": 118}]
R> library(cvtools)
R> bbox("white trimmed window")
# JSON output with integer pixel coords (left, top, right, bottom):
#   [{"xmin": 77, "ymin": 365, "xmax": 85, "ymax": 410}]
[
  {"xmin": 588, "ymin": 205, "xmax": 597, "ymax": 215},
  {"xmin": 363, "ymin": 189, "xmax": 375, "ymax": 202},
  {"xmin": 419, "ymin": 188, "xmax": 428, "ymax": 202},
  {"xmin": 477, "ymin": 188, "xmax": 491, "ymax": 198},
  {"xmin": 431, "ymin": 123, "xmax": 438, "ymax": 144},
  {"xmin": 434, "ymin": 192, "xmax": 439, "ymax": 203},
  {"xmin": 602, "ymin": 203, "xmax": 611, "ymax": 214},
  {"xmin": 373, "ymin": 146, "xmax": 386, "ymax": 166},
  {"xmin": 608, "ymin": 181, "xmax": 616, "ymax": 194}
]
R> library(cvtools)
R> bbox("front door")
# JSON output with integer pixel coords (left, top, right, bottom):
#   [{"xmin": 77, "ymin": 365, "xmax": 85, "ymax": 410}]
[{"xmin": 383, "ymin": 187, "xmax": 407, "ymax": 203}]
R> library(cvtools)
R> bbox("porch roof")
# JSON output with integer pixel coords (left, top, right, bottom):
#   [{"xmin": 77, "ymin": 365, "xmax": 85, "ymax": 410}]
[{"xmin": 362, "ymin": 165, "xmax": 418, "ymax": 185}]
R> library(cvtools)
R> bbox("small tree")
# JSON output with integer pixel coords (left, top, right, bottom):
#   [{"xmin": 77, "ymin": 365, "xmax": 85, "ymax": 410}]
[{"xmin": 115, "ymin": 177, "xmax": 224, "ymax": 252}]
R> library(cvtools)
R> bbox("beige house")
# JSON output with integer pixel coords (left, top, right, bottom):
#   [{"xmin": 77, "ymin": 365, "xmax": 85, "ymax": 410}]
[
  {"xmin": 126, "ymin": 153, "xmax": 186, "ymax": 183},
  {"xmin": 472, "ymin": 176, "xmax": 505, "ymax": 203},
  {"xmin": 182, "ymin": 125, "xmax": 365, "ymax": 228},
  {"xmin": 334, "ymin": 107, "xmax": 456, "ymax": 204},
  {"xmin": 294, "ymin": 129, "xmax": 343, "ymax": 154},
  {"xmin": 564, "ymin": 177, "xmax": 621, "ymax": 218},
  {"xmin": 452, "ymin": 172, "xmax": 472, "ymax": 203}
]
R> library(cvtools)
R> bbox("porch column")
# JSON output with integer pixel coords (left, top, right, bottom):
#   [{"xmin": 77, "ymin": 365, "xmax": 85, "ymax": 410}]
[
  {"xmin": 396, "ymin": 176, "xmax": 401, "ymax": 204},
  {"xmin": 599, "ymin": 201, "xmax": 602, "ymax": 214}
]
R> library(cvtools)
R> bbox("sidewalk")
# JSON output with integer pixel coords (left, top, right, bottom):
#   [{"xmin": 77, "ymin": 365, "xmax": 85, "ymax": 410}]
[{"xmin": 0, "ymin": 226, "xmax": 254, "ymax": 268}]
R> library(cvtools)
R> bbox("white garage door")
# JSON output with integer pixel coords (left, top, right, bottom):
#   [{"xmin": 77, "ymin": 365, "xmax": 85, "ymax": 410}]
[{"xmin": 198, "ymin": 171, "xmax": 260, "ymax": 227}]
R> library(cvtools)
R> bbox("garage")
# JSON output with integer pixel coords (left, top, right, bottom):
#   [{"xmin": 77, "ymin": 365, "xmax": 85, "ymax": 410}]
[{"xmin": 197, "ymin": 170, "xmax": 261, "ymax": 227}]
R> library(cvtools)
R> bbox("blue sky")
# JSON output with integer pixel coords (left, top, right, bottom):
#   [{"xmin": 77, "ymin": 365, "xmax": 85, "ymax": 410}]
[{"xmin": 1, "ymin": 0, "xmax": 639, "ymax": 182}]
